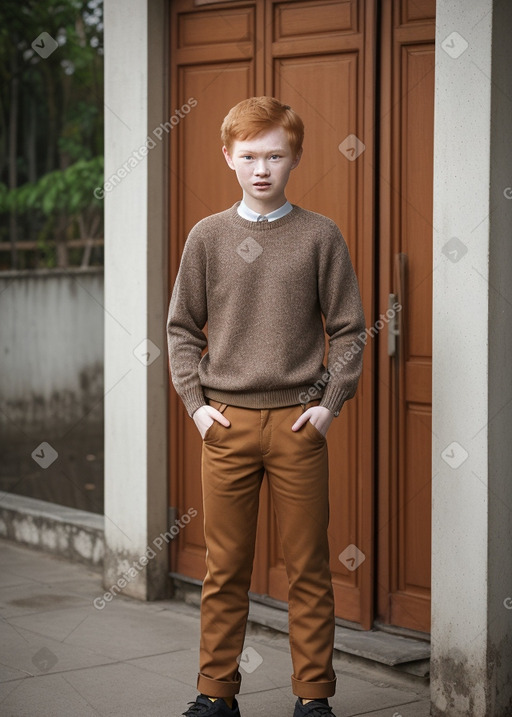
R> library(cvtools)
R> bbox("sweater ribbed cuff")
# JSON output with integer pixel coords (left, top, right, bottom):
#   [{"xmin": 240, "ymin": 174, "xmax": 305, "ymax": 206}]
[
  {"xmin": 319, "ymin": 386, "xmax": 351, "ymax": 417},
  {"xmin": 182, "ymin": 387, "xmax": 208, "ymax": 418}
]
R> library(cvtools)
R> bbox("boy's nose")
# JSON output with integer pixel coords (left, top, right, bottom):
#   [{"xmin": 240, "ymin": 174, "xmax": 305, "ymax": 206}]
[{"xmin": 254, "ymin": 162, "xmax": 270, "ymax": 176}]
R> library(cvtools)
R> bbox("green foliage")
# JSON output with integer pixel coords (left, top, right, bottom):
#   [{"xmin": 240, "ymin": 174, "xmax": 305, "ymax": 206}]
[
  {"xmin": 0, "ymin": 0, "xmax": 104, "ymax": 268},
  {"xmin": 9, "ymin": 157, "xmax": 103, "ymax": 216}
]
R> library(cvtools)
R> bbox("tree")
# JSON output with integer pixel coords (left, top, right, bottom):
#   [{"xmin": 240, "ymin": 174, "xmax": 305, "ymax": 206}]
[{"xmin": 0, "ymin": 0, "xmax": 104, "ymax": 269}]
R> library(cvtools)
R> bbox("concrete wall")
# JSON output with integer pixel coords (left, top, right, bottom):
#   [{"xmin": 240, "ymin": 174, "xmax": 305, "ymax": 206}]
[
  {"xmin": 0, "ymin": 269, "xmax": 104, "ymax": 513},
  {"xmin": 431, "ymin": 0, "xmax": 512, "ymax": 714},
  {"xmin": 487, "ymin": 0, "xmax": 512, "ymax": 709},
  {"xmin": 103, "ymin": 0, "xmax": 170, "ymax": 601}
]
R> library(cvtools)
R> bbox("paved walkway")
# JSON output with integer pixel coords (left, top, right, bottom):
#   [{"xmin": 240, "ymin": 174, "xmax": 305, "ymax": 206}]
[{"xmin": 0, "ymin": 540, "xmax": 431, "ymax": 716}]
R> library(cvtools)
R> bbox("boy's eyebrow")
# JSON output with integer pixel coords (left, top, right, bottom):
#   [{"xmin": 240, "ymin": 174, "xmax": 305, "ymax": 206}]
[{"xmin": 235, "ymin": 147, "xmax": 288, "ymax": 154}]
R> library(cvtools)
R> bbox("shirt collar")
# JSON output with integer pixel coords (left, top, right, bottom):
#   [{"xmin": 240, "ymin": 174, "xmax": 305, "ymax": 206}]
[{"xmin": 237, "ymin": 199, "xmax": 293, "ymax": 223}]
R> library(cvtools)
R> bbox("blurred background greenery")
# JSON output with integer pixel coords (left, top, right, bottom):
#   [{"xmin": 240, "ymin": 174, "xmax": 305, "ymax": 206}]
[{"xmin": 0, "ymin": 0, "xmax": 104, "ymax": 270}]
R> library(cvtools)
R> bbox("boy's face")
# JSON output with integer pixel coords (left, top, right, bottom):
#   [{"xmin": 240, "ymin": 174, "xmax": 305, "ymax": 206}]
[{"xmin": 222, "ymin": 126, "xmax": 302, "ymax": 213}]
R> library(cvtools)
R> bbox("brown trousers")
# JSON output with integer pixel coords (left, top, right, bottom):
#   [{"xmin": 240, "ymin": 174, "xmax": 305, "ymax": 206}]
[{"xmin": 197, "ymin": 399, "xmax": 336, "ymax": 700}]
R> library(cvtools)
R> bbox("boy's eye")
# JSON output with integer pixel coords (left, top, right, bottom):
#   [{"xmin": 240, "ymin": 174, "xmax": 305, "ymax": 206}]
[
  {"xmin": 270, "ymin": 154, "xmax": 281, "ymax": 160},
  {"xmin": 242, "ymin": 155, "xmax": 253, "ymax": 160}
]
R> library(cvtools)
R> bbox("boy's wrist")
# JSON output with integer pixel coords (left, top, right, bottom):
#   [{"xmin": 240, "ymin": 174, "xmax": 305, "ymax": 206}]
[
  {"xmin": 316, "ymin": 403, "xmax": 338, "ymax": 417},
  {"xmin": 319, "ymin": 393, "xmax": 348, "ymax": 417},
  {"xmin": 182, "ymin": 387, "xmax": 208, "ymax": 418},
  {"xmin": 321, "ymin": 384, "xmax": 351, "ymax": 414}
]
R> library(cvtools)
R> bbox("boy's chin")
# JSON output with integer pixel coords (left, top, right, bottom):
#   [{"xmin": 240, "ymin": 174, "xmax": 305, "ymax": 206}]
[{"xmin": 245, "ymin": 188, "xmax": 280, "ymax": 204}]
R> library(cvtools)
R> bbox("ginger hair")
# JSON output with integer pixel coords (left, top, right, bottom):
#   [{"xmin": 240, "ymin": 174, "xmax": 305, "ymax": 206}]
[{"xmin": 221, "ymin": 97, "xmax": 304, "ymax": 156}]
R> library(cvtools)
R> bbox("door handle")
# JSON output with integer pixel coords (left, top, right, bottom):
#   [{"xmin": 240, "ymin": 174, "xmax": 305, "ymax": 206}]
[
  {"xmin": 388, "ymin": 253, "xmax": 407, "ymax": 358},
  {"xmin": 388, "ymin": 293, "xmax": 399, "ymax": 356}
]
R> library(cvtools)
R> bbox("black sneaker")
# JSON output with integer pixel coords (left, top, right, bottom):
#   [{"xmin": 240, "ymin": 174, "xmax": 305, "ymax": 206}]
[
  {"xmin": 182, "ymin": 694, "xmax": 241, "ymax": 716},
  {"xmin": 293, "ymin": 698, "xmax": 335, "ymax": 717}
]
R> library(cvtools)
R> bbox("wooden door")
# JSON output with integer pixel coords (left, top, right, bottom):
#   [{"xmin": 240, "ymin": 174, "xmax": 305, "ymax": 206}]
[
  {"xmin": 169, "ymin": 0, "xmax": 375, "ymax": 629},
  {"xmin": 377, "ymin": 0, "xmax": 435, "ymax": 634},
  {"xmin": 168, "ymin": 0, "xmax": 434, "ymax": 633}
]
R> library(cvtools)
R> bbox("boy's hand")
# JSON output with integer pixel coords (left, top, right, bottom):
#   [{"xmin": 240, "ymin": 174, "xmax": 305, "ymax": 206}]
[
  {"xmin": 292, "ymin": 406, "xmax": 334, "ymax": 437},
  {"xmin": 193, "ymin": 405, "xmax": 231, "ymax": 439}
]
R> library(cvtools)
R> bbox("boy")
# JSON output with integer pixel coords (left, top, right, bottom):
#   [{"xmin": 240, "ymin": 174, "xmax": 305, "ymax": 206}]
[{"xmin": 167, "ymin": 97, "xmax": 365, "ymax": 717}]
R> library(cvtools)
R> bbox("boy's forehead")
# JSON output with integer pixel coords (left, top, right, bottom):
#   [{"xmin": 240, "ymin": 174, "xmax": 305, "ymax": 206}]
[{"xmin": 232, "ymin": 127, "xmax": 291, "ymax": 152}]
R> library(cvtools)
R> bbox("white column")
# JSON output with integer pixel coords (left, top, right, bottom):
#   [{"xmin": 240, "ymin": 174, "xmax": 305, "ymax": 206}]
[
  {"xmin": 103, "ymin": 0, "xmax": 169, "ymax": 600},
  {"xmin": 432, "ymin": 0, "xmax": 512, "ymax": 714}
]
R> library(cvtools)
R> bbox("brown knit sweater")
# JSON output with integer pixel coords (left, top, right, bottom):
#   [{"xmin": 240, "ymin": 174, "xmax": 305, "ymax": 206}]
[{"xmin": 167, "ymin": 202, "xmax": 365, "ymax": 418}]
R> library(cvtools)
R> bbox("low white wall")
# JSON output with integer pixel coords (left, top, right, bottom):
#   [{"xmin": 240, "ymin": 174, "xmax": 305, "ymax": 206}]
[
  {"xmin": 0, "ymin": 268, "xmax": 104, "ymax": 433},
  {"xmin": 0, "ymin": 494, "xmax": 104, "ymax": 569}
]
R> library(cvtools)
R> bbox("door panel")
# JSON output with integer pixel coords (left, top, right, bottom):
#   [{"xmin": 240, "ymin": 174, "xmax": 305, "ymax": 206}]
[
  {"xmin": 274, "ymin": 54, "xmax": 358, "ymax": 228},
  {"xmin": 181, "ymin": 63, "xmax": 255, "ymax": 227},
  {"xmin": 377, "ymin": 0, "xmax": 434, "ymax": 634},
  {"xmin": 273, "ymin": 0, "xmax": 356, "ymax": 38}
]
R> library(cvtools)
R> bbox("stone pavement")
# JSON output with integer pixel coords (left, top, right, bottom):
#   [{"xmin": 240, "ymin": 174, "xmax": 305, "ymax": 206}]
[{"xmin": 0, "ymin": 539, "xmax": 431, "ymax": 716}]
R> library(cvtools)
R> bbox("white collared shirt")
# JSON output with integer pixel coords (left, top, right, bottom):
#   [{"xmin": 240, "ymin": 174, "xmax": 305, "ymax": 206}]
[{"xmin": 237, "ymin": 199, "xmax": 293, "ymax": 223}]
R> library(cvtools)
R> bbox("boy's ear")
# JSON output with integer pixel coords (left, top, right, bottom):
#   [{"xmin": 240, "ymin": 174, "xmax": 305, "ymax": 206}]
[
  {"xmin": 222, "ymin": 145, "xmax": 236, "ymax": 170},
  {"xmin": 291, "ymin": 147, "xmax": 303, "ymax": 170}
]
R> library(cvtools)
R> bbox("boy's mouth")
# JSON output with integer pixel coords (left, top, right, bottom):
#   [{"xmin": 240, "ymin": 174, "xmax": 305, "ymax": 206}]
[{"xmin": 253, "ymin": 182, "xmax": 271, "ymax": 188}]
